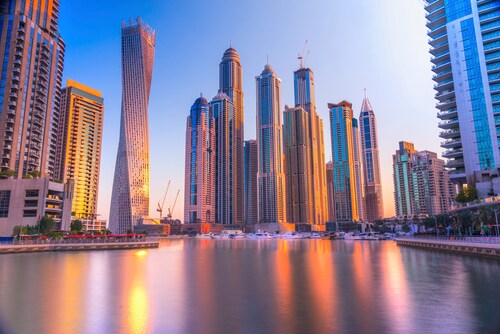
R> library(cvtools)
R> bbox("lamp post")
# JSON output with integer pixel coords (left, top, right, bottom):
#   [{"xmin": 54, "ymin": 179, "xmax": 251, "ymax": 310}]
[{"xmin": 433, "ymin": 216, "xmax": 438, "ymax": 239}]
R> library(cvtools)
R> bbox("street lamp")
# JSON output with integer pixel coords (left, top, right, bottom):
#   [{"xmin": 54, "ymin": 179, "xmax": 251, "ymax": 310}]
[{"xmin": 433, "ymin": 216, "xmax": 438, "ymax": 239}]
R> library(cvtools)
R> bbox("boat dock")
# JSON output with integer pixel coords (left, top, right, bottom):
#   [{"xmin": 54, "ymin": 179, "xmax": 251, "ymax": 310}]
[{"xmin": 396, "ymin": 238, "xmax": 500, "ymax": 259}]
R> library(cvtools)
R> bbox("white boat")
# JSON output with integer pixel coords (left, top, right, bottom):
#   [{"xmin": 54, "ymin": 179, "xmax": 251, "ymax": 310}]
[
  {"xmin": 196, "ymin": 233, "xmax": 215, "ymax": 239},
  {"xmin": 280, "ymin": 231, "xmax": 302, "ymax": 239},
  {"xmin": 248, "ymin": 232, "xmax": 274, "ymax": 239}
]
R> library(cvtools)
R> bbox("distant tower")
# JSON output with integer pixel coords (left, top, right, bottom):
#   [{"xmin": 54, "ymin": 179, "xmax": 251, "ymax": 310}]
[
  {"xmin": 184, "ymin": 96, "xmax": 216, "ymax": 224},
  {"xmin": 0, "ymin": 0, "xmax": 65, "ymax": 179},
  {"xmin": 293, "ymin": 67, "xmax": 328, "ymax": 225},
  {"xmin": 244, "ymin": 140, "xmax": 258, "ymax": 225},
  {"xmin": 58, "ymin": 80, "xmax": 104, "ymax": 228},
  {"xmin": 219, "ymin": 47, "xmax": 244, "ymax": 226},
  {"xmin": 328, "ymin": 101, "xmax": 359, "ymax": 222},
  {"xmin": 326, "ymin": 161, "xmax": 335, "ymax": 222},
  {"xmin": 211, "ymin": 91, "xmax": 237, "ymax": 225},
  {"xmin": 283, "ymin": 106, "xmax": 312, "ymax": 224},
  {"xmin": 352, "ymin": 118, "xmax": 365, "ymax": 221},
  {"xmin": 110, "ymin": 18, "xmax": 156, "ymax": 233},
  {"xmin": 359, "ymin": 91, "xmax": 384, "ymax": 222},
  {"xmin": 256, "ymin": 64, "xmax": 286, "ymax": 223}
]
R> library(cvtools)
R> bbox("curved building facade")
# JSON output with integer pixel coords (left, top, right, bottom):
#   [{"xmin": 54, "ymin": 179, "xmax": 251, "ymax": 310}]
[{"xmin": 110, "ymin": 18, "xmax": 155, "ymax": 233}]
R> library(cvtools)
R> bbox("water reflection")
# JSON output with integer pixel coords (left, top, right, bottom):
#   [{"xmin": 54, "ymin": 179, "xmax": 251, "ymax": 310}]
[{"xmin": 0, "ymin": 240, "xmax": 499, "ymax": 333}]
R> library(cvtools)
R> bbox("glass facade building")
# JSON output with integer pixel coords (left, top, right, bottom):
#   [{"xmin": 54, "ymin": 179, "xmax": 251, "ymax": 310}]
[
  {"xmin": 244, "ymin": 139, "xmax": 258, "ymax": 225},
  {"xmin": 0, "ymin": 0, "xmax": 65, "ymax": 180},
  {"xmin": 256, "ymin": 64, "xmax": 286, "ymax": 223},
  {"xmin": 110, "ymin": 18, "xmax": 155, "ymax": 233},
  {"xmin": 426, "ymin": 0, "xmax": 500, "ymax": 188}
]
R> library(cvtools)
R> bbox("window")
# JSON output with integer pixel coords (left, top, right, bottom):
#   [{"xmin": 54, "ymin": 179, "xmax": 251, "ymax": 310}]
[
  {"xmin": 0, "ymin": 190, "xmax": 11, "ymax": 218},
  {"xmin": 23, "ymin": 210, "xmax": 37, "ymax": 217},
  {"xmin": 24, "ymin": 200, "xmax": 38, "ymax": 207},
  {"xmin": 25, "ymin": 189, "xmax": 39, "ymax": 197}
]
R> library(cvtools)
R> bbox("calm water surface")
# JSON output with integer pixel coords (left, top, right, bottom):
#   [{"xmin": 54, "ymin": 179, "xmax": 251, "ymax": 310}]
[{"xmin": 0, "ymin": 239, "xmax": 499, "ymax": 334}]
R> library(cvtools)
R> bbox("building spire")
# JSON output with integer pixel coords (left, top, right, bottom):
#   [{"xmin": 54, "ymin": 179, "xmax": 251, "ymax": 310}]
[{"xmin": 361, "ymin": 89, "xmax": 373, "ymax": 112}]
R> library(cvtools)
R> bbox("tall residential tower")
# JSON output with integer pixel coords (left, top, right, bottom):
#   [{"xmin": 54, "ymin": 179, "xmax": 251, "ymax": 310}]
[
  {"xmin": 244, "ymin": 140, "xmax": 258, "ymax": 225},
  {"xmin": 425, "ymin": 0, "xmax": 500, "ymax": 193},
  {"xmin": 256, "ymin": 64, "xmax": 286, "ymax": 223},
  {"xmin": 110, "ymin": 18, "xmax": 155, "ymax": 233},
  {"xmin": 184, "ymin": 97, "xmax": 216, "ymax": 224},
  {"xmin": 359, "ymin": 92, "xmax": 384, "ymax": 222},
  {"xmin": 0, "ymin": 0, "xmax": 65, "ymax": 180},
  {"xmin": 219, "ymin": 48, "xmax": 244, "ymax": 226},
  {"xmin": 58, "ymin": 80, "xmax": 104, "ymax": 226}
]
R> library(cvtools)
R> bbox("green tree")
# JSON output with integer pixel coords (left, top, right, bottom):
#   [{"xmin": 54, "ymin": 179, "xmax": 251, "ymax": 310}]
[
  {"xmin": 12, "ymin": 225, "xmax": 22, "ymax": 237},
  {"xmin": 70, "ymin": 220, "xmax": 83, "ymax": 233},
  {"xmin": 0, "ymin": 169, "xmax": 16, "ymax": 179},
  {"xmin": 39, "ymin": 216, "xmax": 55, "ymax": 235},
  {"xmin": 456, "ymin": 186, "xmax": 478, "ymax": 203}
]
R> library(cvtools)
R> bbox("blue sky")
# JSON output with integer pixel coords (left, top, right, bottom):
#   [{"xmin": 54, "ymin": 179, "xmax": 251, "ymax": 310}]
[{"xmin": 59, "ymin": 0, "xmax": 440, "ymax": 220}]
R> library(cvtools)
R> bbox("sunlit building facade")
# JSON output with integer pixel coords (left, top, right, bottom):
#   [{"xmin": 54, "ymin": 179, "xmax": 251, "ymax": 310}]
[
  {"xmin": 244, "ymin": 140, "xmax": 258, "ymax": 225},
  {"xmin": 58, "ymin": 80, "xmax": 103, "ymax": 225},
  {"xmin": 283, "ymin": 106, "xmax": 312, "ymax": 224},
  {"xmin": 393, "ymin": 141, "xmax": 455, "ymax": 217},
  {"xmin": 359, "ymin": 93, "xmax": 384, "ymax": 222},
  {"xmin": 219, "ymin": 48, "xmax": 244, "ymax": 226},
  {"xmin": 425, "ymin": 0, "xmax": 500, "ymax": 191},
  {"xmin": 211, "ymin": 92, "xmax": 237, "ymax": 225},
  {"xmin": 110, "ymin": 18, "xmax": 155, "ymax": 233},
  {"xmin": 0, "ymin": 0, "xmax": 65, "ymax": 180},
  {"xmin": 329, "ymin": 101, "xmax": 359, "ymax": 222},
  {"xmin": 184, "ymin": 97, "xmax": 215, "ymax": 224},
  {"xmin": 352, "ymin": 118, "xmax": 365, "ymax": 221},
  {"xmin": 256, "ymin": 64, "xmax": 286, "ymax": 223},
  {"xmin": 294, "ymin": 67, "xmax": 328, "ymax": 225}
]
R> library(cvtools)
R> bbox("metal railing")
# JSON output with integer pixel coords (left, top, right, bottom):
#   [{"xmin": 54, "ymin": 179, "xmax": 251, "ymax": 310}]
[{"xmin": 410, "ymin": 235, "xmax": 500, "ymax": 244}]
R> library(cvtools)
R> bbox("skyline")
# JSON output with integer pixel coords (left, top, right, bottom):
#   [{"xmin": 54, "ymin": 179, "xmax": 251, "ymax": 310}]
[{"xmin": 58, "ymin": 0, "xmax": 440, "ymax": 221}]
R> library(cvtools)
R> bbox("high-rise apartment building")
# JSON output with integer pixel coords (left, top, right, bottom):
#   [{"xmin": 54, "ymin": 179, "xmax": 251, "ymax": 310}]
[
  {"xmin": 211, "ymin": 91, "xmax": 237, "ymax": 225},
  {"xmin": 326, "ymin": 161, "xmax": 335, "ymax": 222},
  {"xmin": 425, "ymin": 0, "xmax": 500, "ymax": 192},
  {"xmin": 110, "ymin": 18, "xmax": 155, "ymax": 234},
  {"xmin": 244, "ymin": 140, "xmax": 258, "ymax": 225},
  {"xmin": 184, "ymin": 96, "xmax": 215, "ymax": 224},
  {"xmin": 256, "ymin": 64, "xmax": 286, "ymax": 223},
  {"xmin": 328, "ymin": 101, "xmax": 359, "ymax": 222},
  {"xmin": 58, "ymin": 80, "xmax": 103, "ymax": 224},
  {"xmin": 283, "ymin": 106, "xmax": 312, "ymax": 224},
  {"xmin": 0, "ymin": 0, "xmax": 65, "ymax": 180},
  {"xmin": 359, "ymin": 92, "xmax": 384, "ymax": 222},
  {"xmin": 294, "ymin": 67, "xmax": 328, "ymax": 225},
  {"xmin": 219, "ymin": 48, "xmax": 244, "ymax": 226},
  {"xmin": 393, "ymin": 141, "xmax": 455, "ymax": 217},
  {"xmin": 352, "ymin": 118, "xmax": 365, "ymax": 221}
]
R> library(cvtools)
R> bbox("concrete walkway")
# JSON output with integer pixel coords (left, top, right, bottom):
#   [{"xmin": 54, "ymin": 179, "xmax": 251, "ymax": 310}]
[
  {"xmin": 396, "ymin": 238, "xmax": 500, "ymax": 259},
  {"xmin": 0, "ymin": 240, "xmax": 159, "ymax": 254}
]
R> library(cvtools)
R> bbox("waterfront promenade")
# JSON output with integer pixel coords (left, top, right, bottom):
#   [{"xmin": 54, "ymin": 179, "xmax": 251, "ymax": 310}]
[
  {"xmin": 0, "ymin": 238, "xmax": 159, "ymax": 254},
  {"xmin": 396, "ymin": 237, "xmax": 500, "ymax": 259}
]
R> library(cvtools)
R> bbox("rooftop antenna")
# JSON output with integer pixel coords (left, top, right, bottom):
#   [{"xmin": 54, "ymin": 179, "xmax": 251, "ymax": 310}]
[
  {"xmin": 267, "ymin": 54, "xmax": 269, "ymax": 65},
  {"xmin": 298, "ymin": 39, "xmax": 310, "ymax": 69},
  {"xmin": 364, "ymin": 88, "xmax": 367, "ymax": 99}
]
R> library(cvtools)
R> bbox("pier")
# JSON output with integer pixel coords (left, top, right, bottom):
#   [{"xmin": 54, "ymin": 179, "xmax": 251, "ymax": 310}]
[{"xmin": 396, "ymin": 237, "xmax": 500, "ymax": 259}]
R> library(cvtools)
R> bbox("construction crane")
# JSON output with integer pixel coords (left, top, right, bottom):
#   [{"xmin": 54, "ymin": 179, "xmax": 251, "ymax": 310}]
[
  {"xmin": 298, "ymin": 39, "xmax": 310, "ymax": 69},
  {"xmin": 157, "ymin": 180, "xmax": 171, "ymax": 219},
  {"xmin": 167, "ymin": 189, "xmax": 180, "ymax": 220}
]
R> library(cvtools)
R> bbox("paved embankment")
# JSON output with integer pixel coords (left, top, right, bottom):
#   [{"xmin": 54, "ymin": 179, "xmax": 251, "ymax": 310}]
[
  {"xmin": 0, "ymin": 241, "xmax": 159, "ymax": 254},
  {"xmin": 396, "ymin": 238, "xmax": 500, "ymax": 259}
]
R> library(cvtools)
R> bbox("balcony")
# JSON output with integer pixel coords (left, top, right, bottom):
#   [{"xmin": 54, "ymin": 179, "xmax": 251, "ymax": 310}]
[
  {"xmin": 440, "ymin": 128, "xmax": 461, "ymax": 139},
  {"xmin": 8, "ymin": 100, "xmax": 16, "ymax": 107},
  {"xmin": 438, "ymin": 118, "xmax": 460, "ymax": 129},
  {"xmin": 442, "ymin": 149, "xmax": 463, "ymax": 159},
  {"xmin": 11, "ymin": 75, "xmax": 20, "ymax": 83},
  {"xmin": 446, "ymin": 158, "xmax": 465, "ymax": 169},
  {"xmin": 435, "ymin": 89, "xmax": 455, "ymax": 101},
  {"xmin": 437, "ymin": 108, "xmax": 458, "ymax": 120}
]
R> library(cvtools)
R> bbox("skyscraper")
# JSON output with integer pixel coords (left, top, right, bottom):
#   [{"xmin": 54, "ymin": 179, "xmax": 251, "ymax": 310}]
[
  {"xmin": 244, "ymin": 140, "xmax": 258, "ymax": 225},
  {"xmin": 294, "ymin": 67, "xmax": 328, "ymax": 225},
  {"xmin": 256, "ymin": 64, "xmax": 286, "ymax": 223},
  {"xmin": 326, "ymin": 161, "xmax": 335, "ymax": 222},
  {"xmin": 0, "ymin": 0, "xmax": 65, "ymax": 180},
  {"xmin": 359, "ymin": 92, "xmax": 384, "ymax": 222},
  {"xmin": 425, "ymin": 0, "xmax": 500, "ymax": 192},
  {"xmin": 184, "ymin": 96, "xmax": 215, "ymax": 224},
  {"xmin": 58, "ymin": 80, "xmax": 104, "ymax": 226},
  {"xmin": 219, "ymin": 48, "xmax": 244, "ymax": 226},
  {"xmin": 352, "ymin": 118, "xmax": 365, "ymax": 221},
  {"xmin": 211, "ymin": 91, "xmax": 237, "ymax": 225},
  {"xmin": 110, "ymin": 18, "xmax": 155, "ymax": 234},
  {"xmin": 283, "ymin": 106, "xmax": 312, "ymax": 224},
  {"xmin": 329, "ymin": 101, "xmax": 359, "ymax": 222},
  {"xmin": 393, "ymin": 141, "xmax": 455, "ymax": 217}
]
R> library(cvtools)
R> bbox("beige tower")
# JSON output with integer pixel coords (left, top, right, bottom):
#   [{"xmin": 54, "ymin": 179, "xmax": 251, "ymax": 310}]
[{"xmin": 57, "ymin": 80, "xmax": 104, "ymax": 227}]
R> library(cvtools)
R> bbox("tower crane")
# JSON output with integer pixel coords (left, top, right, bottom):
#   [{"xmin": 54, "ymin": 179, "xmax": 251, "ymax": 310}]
[
  {"xmin": 157, "ymin": 180, "xmax": 171, "ymax": 219},
  {"xmin": 167, "ymin": 189, "xmax": 180, "ymax": 220},
  {"xmin": 298, "ymin": 39, "xmax": 310, "ymax": 69}
]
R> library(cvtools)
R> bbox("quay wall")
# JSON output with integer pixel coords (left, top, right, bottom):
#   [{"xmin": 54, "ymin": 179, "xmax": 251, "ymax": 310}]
[
  {"xmin": 0, "ymin": 241, "xmax": 159, "ymax": 254},
  {"xmin": 396, "ymin": 238, "xmax": 500, "ymax": 259}
]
